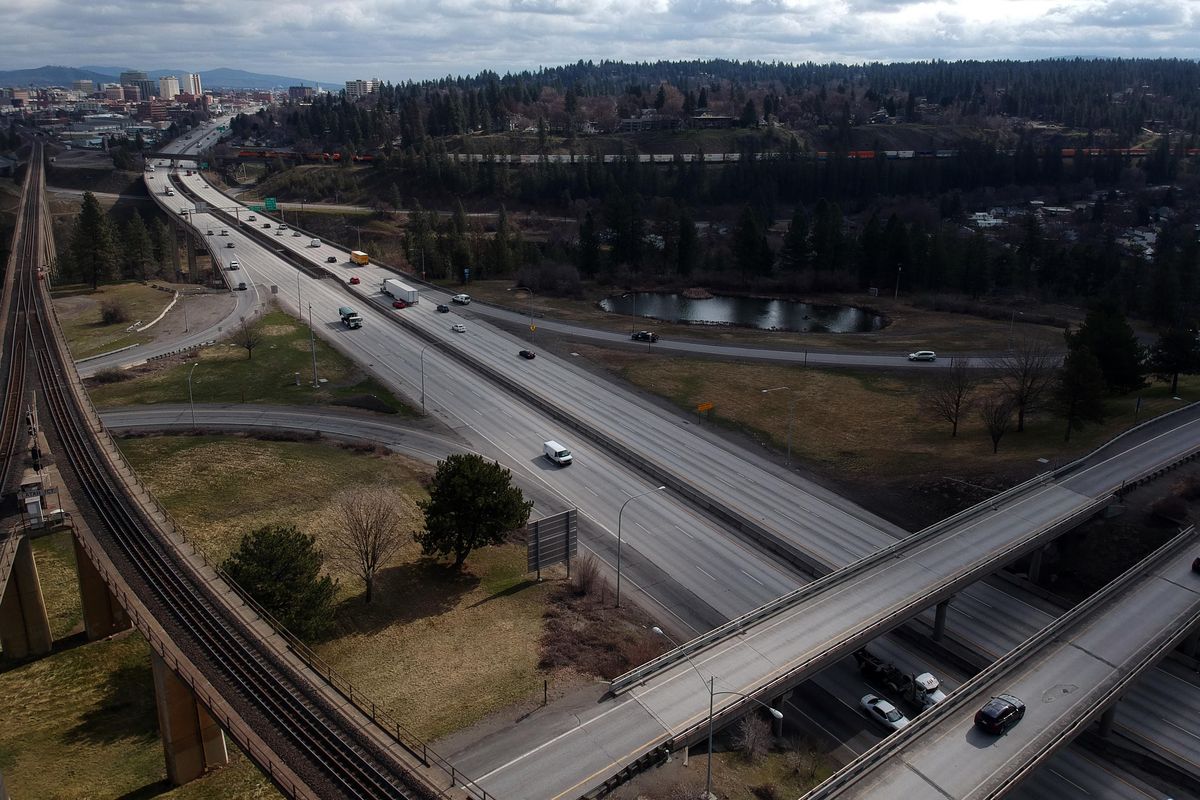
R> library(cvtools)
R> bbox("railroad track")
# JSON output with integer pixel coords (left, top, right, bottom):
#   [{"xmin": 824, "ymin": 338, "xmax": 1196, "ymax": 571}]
[{"xmin": 5, "ymin": 148, "xmax": 444, "ymax": 799}]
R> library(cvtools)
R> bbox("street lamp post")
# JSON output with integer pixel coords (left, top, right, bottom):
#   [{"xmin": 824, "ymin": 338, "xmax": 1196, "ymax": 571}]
[
  {"xmin": 652, "ymin": 627, "xmax": 783, "ymax": 800},
  {"xmin": 300, "ymin": 198, "xmax": 307, "ymax": 230},
  {"xmin": 894, "ymin": 265, "xmax": 902, "ymax": 300},
  {"xmin": 761, "ymin": 386, "xmax": 797, "ymax": 464},
  {"xmin": 187, "ymin": 362, "xmax": 199, "ymax": 426},
  {"xmin": 419, "ymin": 344, "xmax": 431, "ymax": 411},
  {"xmin": 308, "ymin": 303, "xmax": 318, "ymax": 388},
  {"xmin": 1007, "ymin": 310, "xmax": 1024, "ymax": 351},
  {"xmin": 615, "ymin": 485, "xmax": 666, "ymax": 607}
]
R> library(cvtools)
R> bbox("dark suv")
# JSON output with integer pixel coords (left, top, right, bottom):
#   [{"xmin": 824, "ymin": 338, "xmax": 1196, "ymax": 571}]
[
  {"xmin": 632, "ymin": 330, "xmax": 659, "ymax": 342},
  {"xmin": 975, "ymin": 694, "xmax": 1025, "ymax": 734}
]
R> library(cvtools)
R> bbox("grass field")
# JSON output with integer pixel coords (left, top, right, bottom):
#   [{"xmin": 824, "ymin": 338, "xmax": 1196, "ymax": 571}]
[
  {"xmin": 50, "ymin": 282, "xmax": 172, "ymax": 359},
  {"xmin": 88, "ymin": 309, "xmax": 412, "ymax": 414},
  {"xmin": 582, "ymin": 343, "xmax": 1196, "ymax": 490},
  {"xmin": 119, "ymin": 435, "xmax": 561, "ymax": 741}
]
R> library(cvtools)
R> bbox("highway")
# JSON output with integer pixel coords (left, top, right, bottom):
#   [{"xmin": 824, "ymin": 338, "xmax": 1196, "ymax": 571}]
[
  {"xmin": 147, "ymin": 147, "xmax": 1200, "ymax": 796},
  {"xmin": 805, "ymin": 529, "xmax": 1200, "ymax": 800}
]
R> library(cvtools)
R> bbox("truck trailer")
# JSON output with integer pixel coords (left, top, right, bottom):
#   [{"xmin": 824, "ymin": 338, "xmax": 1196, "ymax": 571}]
[
  {"xmin": 382, "ymin": 279, "xmax": 419, "ymax": 305},
  {"xmin": 350, "ymin": 250, "xmax": 370, "ymax": 265},
  {"xmin": 338, "ymin": 306, "xmax": 363, "ymax": 329},
  {"xmin": 854, "ymin": 648, "xmax": 946, "ymax": 711}
]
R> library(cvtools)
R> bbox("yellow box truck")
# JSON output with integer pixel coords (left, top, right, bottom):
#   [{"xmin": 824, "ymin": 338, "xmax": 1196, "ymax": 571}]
[{"xmin": 350, "ymin": 250, "xmax": 370, "ymax": 265}]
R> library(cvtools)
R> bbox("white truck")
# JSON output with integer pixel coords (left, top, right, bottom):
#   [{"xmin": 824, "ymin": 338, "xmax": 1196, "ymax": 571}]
[
  {"xmin": 338, "ymin": 306, "xmax": 363, "ymax": 329},
  {"xmin": 543, "ymin": 441, "xmax": 573, "ymax": 466},
  {"xmin": 382, "ymin": 279, "xmax": 419, "ymax": 305}
]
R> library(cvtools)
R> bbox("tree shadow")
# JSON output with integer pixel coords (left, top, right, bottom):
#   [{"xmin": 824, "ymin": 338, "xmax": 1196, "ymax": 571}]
[
  {"xmin": 65, "ymin": 658, "xmax": 159, "ymax": 746},
  {"xmin": 333, "ymin": 557, "xmax": 480, "ymax": 635}
]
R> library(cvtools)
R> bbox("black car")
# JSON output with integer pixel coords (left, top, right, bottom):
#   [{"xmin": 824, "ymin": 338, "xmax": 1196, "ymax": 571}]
[
  {"xmin": 519, "ymin": 349, "xmax": 536, "ymax": 360},
  {"xmin": 436, "ymin": 304, "xmax": 450, "ymax": 313},
  {"xmin": 632, "ymin": 330, "xmax": 659, "ymax": 343},
  {"xmin": 326, "ymin": 256, "xmax": 337, "ymax": 263},
  {"xmin": 974, "ymin": 694, "xmax": 1025, "ymax": 734}
]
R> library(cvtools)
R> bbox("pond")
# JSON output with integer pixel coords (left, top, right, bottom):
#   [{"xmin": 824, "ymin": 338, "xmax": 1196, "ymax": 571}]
[{"xmin": 598, "ymin": 292, "xmax": 886, "ymax": 333}]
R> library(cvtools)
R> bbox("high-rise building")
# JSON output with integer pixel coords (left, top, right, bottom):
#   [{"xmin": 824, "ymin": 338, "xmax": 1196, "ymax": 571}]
[
  {"xmin": 158, "ymin": 76, "xmax": 181, "ymax": 100},
  {"xmin": 345, "ymin": 79, "xmax": 380, "ymax": 100},
  {"xmin": 183, "ymin": 73, "xmax": 203, "ymax": 97},
  {"xmin": 72, "ymin": 79, "xmax": 95, "ymax": 94},
  {"xmin": 134, "ymin": 79, "xmax": 157, "ymax": 100},
  {"xmin": 103, "ymin": 84, "xmax": 125, "ymax": 101},
  {"xmin": 119, "ymin": 70, "xmax": 148, "ymax": 87},
  {"xmin": 289, "ymin": 85, "xmax": 316, "ymax": 100}
]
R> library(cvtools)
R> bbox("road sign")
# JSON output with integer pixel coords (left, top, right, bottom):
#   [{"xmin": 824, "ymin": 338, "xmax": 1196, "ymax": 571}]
[
  {"xmin": 697, "ymin": 402, "xmax": 714, "ymax": 413},
  {"xmin": 265, "ymin": 197, "xmax": 277, "ymax": 211},
  {"xmin": 526, "ymin": 509, "xmax": 578, "ymax": 578},
  {"xmin": 530, "ymin": 324, "xmax": 537, "ymax": 332},
  {"xmin": 200, "ymin": 162, "xmax": 209, "ymax": 169},
  {"xmin": 247, "ymin": 204, "xmax": 264, "ymax": 212}
]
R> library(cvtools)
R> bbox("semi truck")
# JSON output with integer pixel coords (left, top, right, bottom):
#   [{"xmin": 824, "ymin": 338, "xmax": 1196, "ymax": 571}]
[
  {"xmin": 338, "ymin": 306, "xmax": 363, "ymax": 329},
  {"xmin": 350, "ymin": 250, "xmax": 370, "ymax": 266},
  {"xmin": 854, "ymin": 649, "xmax": 946, "ymax": 711},
  {"xmin": 382, "ymin": 279, "xmax": 419, "ymax": 305}
]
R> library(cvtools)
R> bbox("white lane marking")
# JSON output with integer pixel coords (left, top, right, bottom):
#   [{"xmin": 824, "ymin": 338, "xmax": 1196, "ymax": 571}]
[
  {"xmin": 586, "ymin": 486, "xmax": 599, "ymax": 497},
  {"xmin": 741, "ymin": 570, "xmax": 764, "ymax": 586},
  {"xmin": 1047, "ymin": 768, "xmax": 1089, "ymax": 794},
  {"xmin": 674, "ymin": 524, "xmax": 694, "ymax": 539},
  {"xmin": 696, "ymin": 565, "xmax": 717, "ymax": 581},
  {"xmin": 1161, "ymin": 717, "xmax": 1200, "ymax": 743}
]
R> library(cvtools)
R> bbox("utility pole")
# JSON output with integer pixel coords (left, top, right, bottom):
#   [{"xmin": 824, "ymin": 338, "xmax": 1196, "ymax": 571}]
[{"xmin": 308, "ymin": 303, "xmax": 318, "ymax": 388}]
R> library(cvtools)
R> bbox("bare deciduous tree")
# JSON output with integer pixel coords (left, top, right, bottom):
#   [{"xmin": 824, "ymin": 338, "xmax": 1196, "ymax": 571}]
[
  {"xmin": 234, "ymin": 316, "xmax": 262, "ymax": 360},
  {"xmin": 732, "ymin": 713, "xmax": 772, "ymax": 763},
  {"xmin": 926, "ymin": 357, "xmax": 977, "ymax": 437},
  {"xmin": 988, "ymin": 339, "xmax": 1058, "ymax": 432},
  {"xmin": 978, "ymin": 394, "xmax": 1015, "ymax": 454},
  {"xmin": 331, "ymin": 487, "xmax": 407, "ymax": 603}
]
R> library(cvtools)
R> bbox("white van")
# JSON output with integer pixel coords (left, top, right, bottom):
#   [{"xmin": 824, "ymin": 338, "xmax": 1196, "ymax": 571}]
[
  {"xmin": 543, "ymin": 441, "xmax": 572, "ymax": 466},
  {"xmin": 309, "ymin": 238, "xmax": 321, "ymax": 248}
]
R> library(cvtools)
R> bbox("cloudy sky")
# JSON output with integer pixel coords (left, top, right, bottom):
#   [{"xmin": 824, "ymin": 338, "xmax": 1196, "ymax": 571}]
[{"xmin": 5, "ymin": 0, "xmax": 1199, "ymax": 84}]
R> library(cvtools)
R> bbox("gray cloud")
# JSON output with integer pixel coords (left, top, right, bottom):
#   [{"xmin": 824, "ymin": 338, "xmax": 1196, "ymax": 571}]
[{"xmin": 4, "ymin": 0, "xmax": 1199, "ymax": 84}]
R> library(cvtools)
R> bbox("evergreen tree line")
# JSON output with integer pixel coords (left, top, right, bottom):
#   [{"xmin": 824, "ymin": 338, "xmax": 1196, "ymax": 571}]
[
  {"xmin": 238, "ymin": 59, "xmax": 1200, "ymax": 156},
  {"xmin": 55, "ymin": 192, "xmax": 176, "ymax": 287}
]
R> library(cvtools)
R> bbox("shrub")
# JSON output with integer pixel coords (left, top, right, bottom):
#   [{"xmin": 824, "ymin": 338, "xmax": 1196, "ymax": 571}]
[
  {"xmin": 1150, "ymin": 495, "xmax": 1189, "ymax": 524},
  {"xmin": 1172, "ymin": 475, "xmax": 1200, "ymax": 501},
  {"xmin": 99, "ymin": 300, "xmax": 129, "ymax": 325},
  {"xmin": 91, "ymin": 367, "xmax": 132, "ymax": 384},
  {"xmin": 752, "ymin": 784, "xmax": 781, "ymax": 800},
  {"xmin": 570, "ymin": 554, "xmax": 601, "ymax": 596}
]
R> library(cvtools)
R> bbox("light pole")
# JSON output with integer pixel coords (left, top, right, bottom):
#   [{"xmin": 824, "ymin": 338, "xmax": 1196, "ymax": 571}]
[
  {"xmin": 893, "ymin": 265, "xmax": 902, "ymax": 299},
  {"xmin": 519, "ymin": 287, "xmax": 535, "ymax": 341},
  {"xmin": 616, "ymin": 485, "xmax": 666, "ymax": 607},
  {"xmin": 308, "ymin": 303, "xmax": 318, "ymax": 388},
  {"xmin": 1007, "ymin": 310, "xmax": 1024, "ymax": 351},
  {"xmin": 761, "ymin": 386, "xmax": 797, "ymax": 464},
  {"xmin": 651, "ymin": 626, "xmax": 783, "ymax": 800},
  {"xmin": 419, "ymin": 344, "xmax": 431, "ymax": 411},
  {"xmin": 300, "ymin": 198, "xmax": 307, "ymax": 230},
  {"xmin": 187, "ymin": 362, "xmax": 199, "ymax": 426}
]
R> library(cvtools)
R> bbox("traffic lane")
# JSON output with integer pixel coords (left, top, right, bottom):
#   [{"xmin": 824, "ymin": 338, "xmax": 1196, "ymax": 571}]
[
  {"xmin": 1061, "ymin": 413, "xmax": 1200, "ymax": 497},
  {"xmin": 1013, "ymin": 748, "xmax": 1166, "ymax": 800}
]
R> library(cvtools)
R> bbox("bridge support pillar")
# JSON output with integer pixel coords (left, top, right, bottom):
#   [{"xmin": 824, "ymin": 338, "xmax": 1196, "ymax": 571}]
[
  {"xmin": 1098, "ymin": 704, "xmax": 1118, "ymax": 738},
  {"xmin": 932, "ymin": 597, "xmax": 952, "ymax": 642},
  {"xmin": 0, "ymin": 536, "xmax": 53, "ymax": 659},
  {"xmin": 1028, "ymin": 548, "xmax": 1044, "ymax": 584},
  {"xmin": 151, "ymin": 651, "xmax": 228, "ymax": 785},
  {"xmin": 72, "ymin": 534, "xmax": 130, "ymax": 640},
  {"xmin": 1181, "ymin": 627, "xmax": 1200, "ymax": 659},
  {"xmin": 771, "ymin": 694, "xmax": 786, "ymax": 738}
]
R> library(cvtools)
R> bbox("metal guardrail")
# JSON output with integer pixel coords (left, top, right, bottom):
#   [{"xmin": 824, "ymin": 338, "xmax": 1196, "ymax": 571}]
[{"xmin": 802, "ymin": 523, "xmax": 1200, "ymax": 800}]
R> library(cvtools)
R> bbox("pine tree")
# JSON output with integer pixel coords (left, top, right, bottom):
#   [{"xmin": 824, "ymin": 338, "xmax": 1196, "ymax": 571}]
[
  {"xmin": 577, "ymin": 211, "xmax": 600, "ymax": 277},
  {"xmin": 779, "ymin": 207, "xmax": 810, "ymax": 272},
  {"xmin": 733, "ymin": 206, "xmax": 772, "ymax": 279},
  {"xmin": 122, "ymin": 214, "xmax": 154, "ymax": 280},
  {"xmin": 1053, "ymin": 346, "xmax": 1106, "ymax": 442},
  {"xmin": 677, "ymin": 210, "xmax": 698, "ymax": 277},
  {"xmin": 71, "ymin": 192, "xmax": 118, "ymax": 289}
]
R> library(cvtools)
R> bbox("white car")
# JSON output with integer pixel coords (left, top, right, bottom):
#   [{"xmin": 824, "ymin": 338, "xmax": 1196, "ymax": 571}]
[
  {"xmin": 451, "ymin": 293, "xmax": 472, "ymax": 305},
  {"xmin": 908, "ymin": 350, "xmax": 937, "ymax": 362},
  {"xmin": 860, "ymin": 694, "xmax": 910, "ymax": 732},
  {"xmin": 247, "ymin": 214, "xmax": 257, "ymax": 221},
  {"xmin": 451, "ymin": 323, "xmax": 466, "ymax": 333},
  {"xmin": 228, "ymin": 259, "xmax": 240, "ymax": 270}
]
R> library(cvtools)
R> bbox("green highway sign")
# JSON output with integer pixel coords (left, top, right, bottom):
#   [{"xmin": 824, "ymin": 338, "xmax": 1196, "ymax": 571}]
[{"xmin": 265, "ymin": 197, "xmax": 277, "ymax": 211}]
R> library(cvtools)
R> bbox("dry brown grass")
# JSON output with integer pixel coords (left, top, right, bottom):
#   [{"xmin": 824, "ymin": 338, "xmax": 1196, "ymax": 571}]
[{"xmin": 119, "ymin": 435, "xmax": 567, "ymax": 741}]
